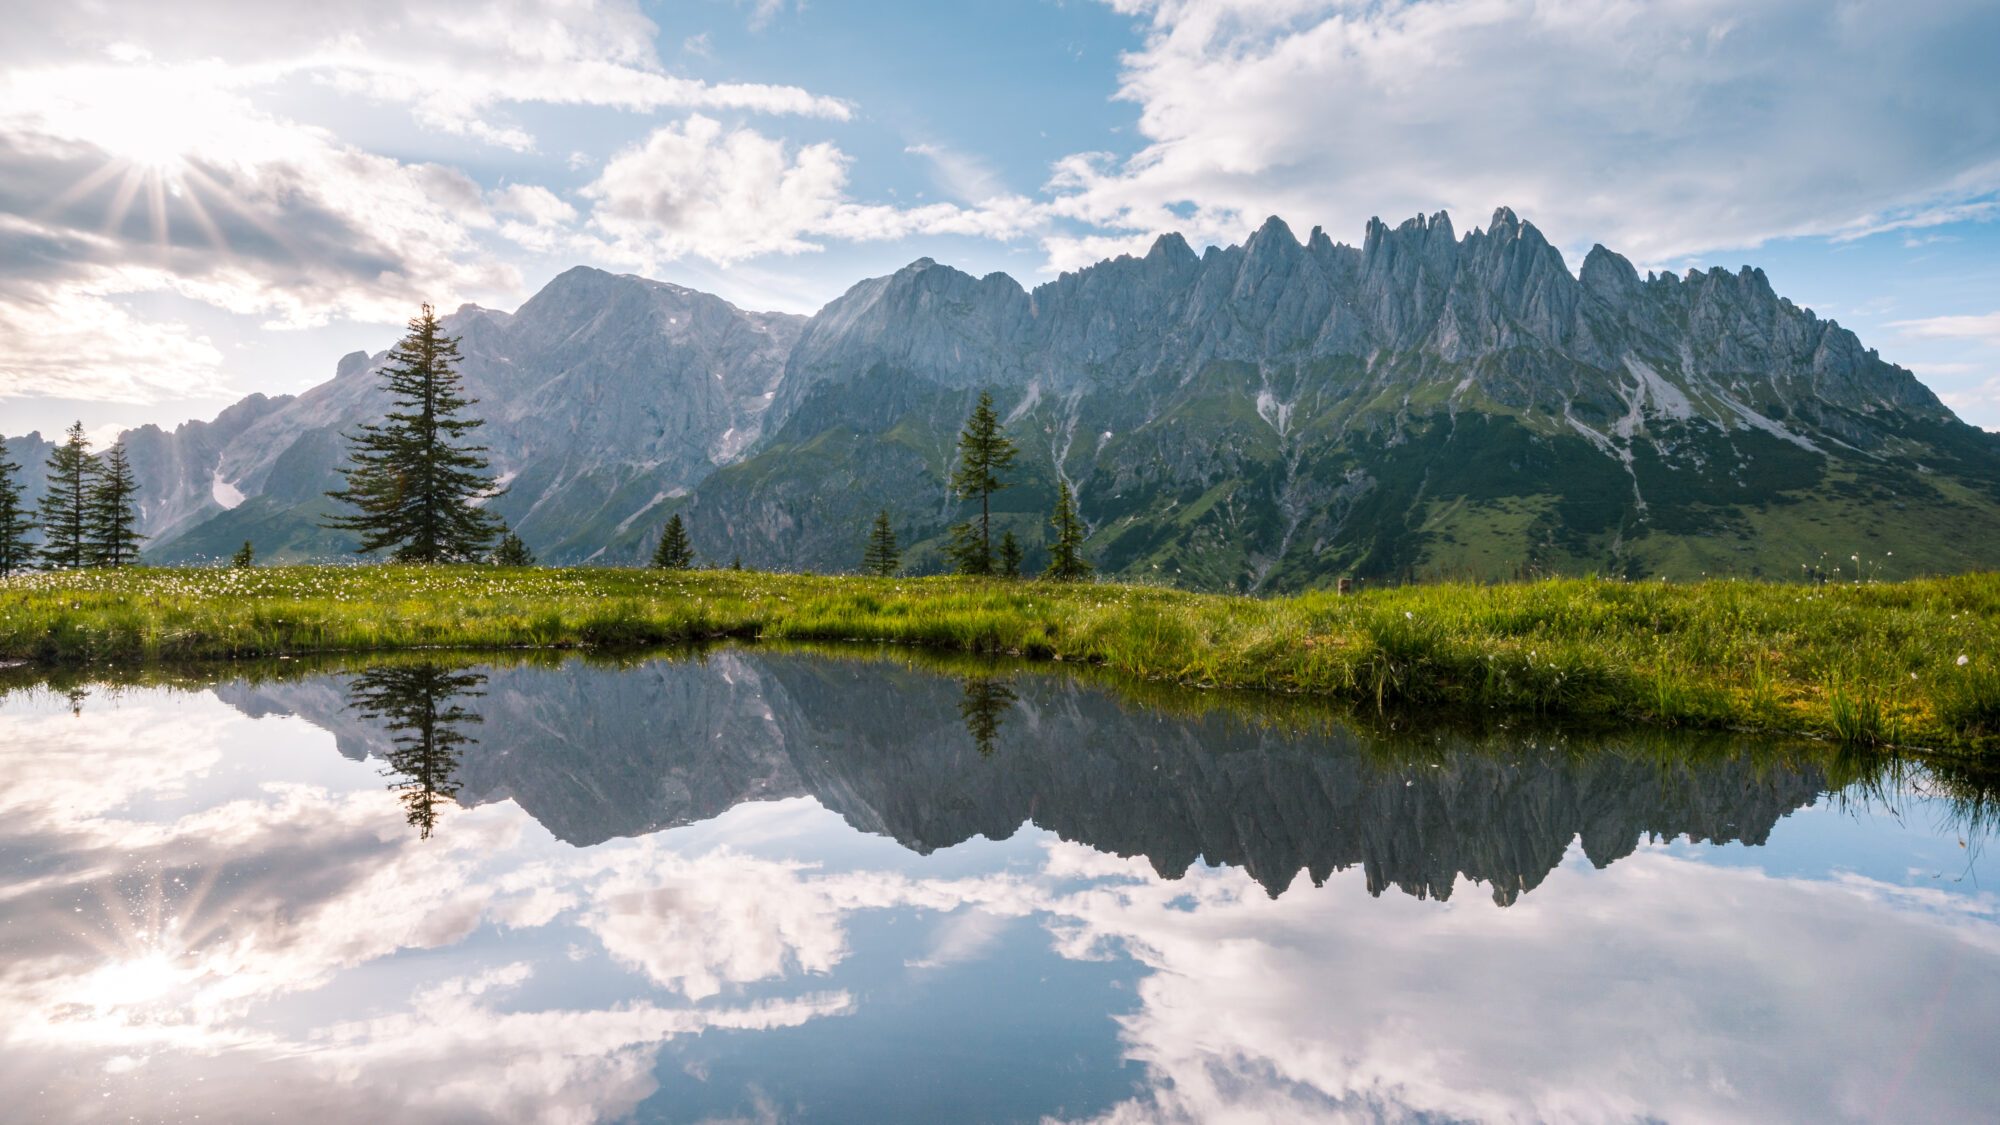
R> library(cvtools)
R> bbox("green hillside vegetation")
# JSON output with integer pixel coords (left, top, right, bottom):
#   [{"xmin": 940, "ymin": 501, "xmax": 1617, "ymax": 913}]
[{"xmin": 4, "ymin": 565, "xmax": 1996, "ymax": 757}]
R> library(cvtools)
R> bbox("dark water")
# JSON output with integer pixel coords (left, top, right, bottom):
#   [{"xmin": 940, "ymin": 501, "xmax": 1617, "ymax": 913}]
[{"xmin": 0, "ymin": 650, "xmax": 1994, "ymax": 1124}]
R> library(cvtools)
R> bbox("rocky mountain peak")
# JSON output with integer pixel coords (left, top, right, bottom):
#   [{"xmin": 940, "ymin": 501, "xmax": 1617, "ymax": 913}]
[
  {"xmin": 1147, "ymin": 231, "xmax": 1198, "ymax": 264},
  {"xmin": 1579, "ymin": 243, "xmax": 1642, "ymax": 300}
]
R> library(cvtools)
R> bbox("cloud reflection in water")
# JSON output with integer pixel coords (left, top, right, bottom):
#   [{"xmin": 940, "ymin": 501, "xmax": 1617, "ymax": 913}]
[{"xmin": 0, "ymin": 654, "xmax": 1993, "ymax": 1123}]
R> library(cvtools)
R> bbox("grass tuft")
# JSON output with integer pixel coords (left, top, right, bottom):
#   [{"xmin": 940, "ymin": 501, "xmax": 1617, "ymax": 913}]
[{"xmin": 2, "ymin": 566, "xmax": 1997, "ymax": 756}]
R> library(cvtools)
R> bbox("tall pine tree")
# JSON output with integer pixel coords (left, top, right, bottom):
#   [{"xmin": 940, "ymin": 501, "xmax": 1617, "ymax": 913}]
[
  {"xmin": 324, "ymin": 305, "xmax": 502, "ymax": 562},
  {"xmin": 87, "ymin": 443, "xmax": 144, "ymax": 567},
  {"xmin": 38, "ymin": 422, "xmax": 94, "ymax": 570},
  {"xmin": 862, "ymin": 508, "xmax": 900, "ymax": 576},
  {"xmin": 652, "ymin": 513, "xmax": 694, "ymax": 569},
  {"xmin": 945, "ymin": 390, "xmax": 1017, "ymax": 576},
  {"xmin": 1044, "ymin": 478, "xmax": 1092, "ymax": 581},
  {"xmin": 0, "ymin": 436, "xmax": 34, "ymax": 577}
]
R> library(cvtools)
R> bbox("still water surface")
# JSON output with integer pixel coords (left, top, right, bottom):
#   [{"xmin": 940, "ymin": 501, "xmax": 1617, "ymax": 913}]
[{"xmin": 0, "ymin": 650, "xmax": 1994, "ymax": 1123}]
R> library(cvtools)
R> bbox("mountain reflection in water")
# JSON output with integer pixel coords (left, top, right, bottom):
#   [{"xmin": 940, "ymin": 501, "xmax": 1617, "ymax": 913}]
[
  {"xmin": 258, "ymin": 651, "xmax": 1831, "ymax": 905},
  {"xmin": 0, "ymin": 648, "xmax": 1994, "ymax": 1125}
]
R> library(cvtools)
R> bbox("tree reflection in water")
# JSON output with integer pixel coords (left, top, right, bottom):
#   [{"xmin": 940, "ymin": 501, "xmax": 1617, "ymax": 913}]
[
  {"xmin": 957, "ymin": 677, "xmax": 1018, "ymax": 756},
  {"xmin": 346, "ymin": 664, "xmax": 487, "ymax": 838}
]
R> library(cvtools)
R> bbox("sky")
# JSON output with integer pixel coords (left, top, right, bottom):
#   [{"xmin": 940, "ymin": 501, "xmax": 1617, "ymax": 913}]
[{"xmin": 3, "ymin": 0, "xmax": 2000, "ymax": 441}]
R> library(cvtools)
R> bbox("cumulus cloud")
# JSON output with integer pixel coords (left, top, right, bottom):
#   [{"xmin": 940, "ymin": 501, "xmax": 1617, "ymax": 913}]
[
  {"xmin": 584, "ymin": 116, "xmax": 1038, "ymax": 266},
  {"xmin": 1047, "ymin": 0, "xmax": 2000, "ymax": 268}
]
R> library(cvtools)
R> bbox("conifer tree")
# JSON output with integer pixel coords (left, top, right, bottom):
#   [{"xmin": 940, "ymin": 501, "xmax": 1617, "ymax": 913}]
[
  {"xmin": 945, "ymin": 390, "xmax": 1017, "ymax": 576},
  {"xmin": 232, "ymin": 540, "xmax": 256, "ymax": 568},
  {"xmin": 0, "ymin": 436, "xmax": 34, "ymax": 577},
  {"xmin": 38, "ymin": 421, "xmax": 94, "ymax": 570},
  {"xmin": 862, "ymin": 508, "xmax": 900, "ymax": 576},
  {"xmin": 1044, "ymin": 478, "xmax": 1093, "ymax": 581},
  {"xmin": 652, "ymin": 513, "xmax": 694, "ymax": 569},
  {"xmin": 86, "ymin": 443, "xmax": 144, "ymax": 567},
  {"xmin": 347, "ymin": 663, "xmax": 485, "ymax": 839},
  {"xmin": 324, "ymin": 305, "xmax": 502, "ymax": 562},
  {"xmin": 493, "ymin": 530, "xmax": 535, "ymax": 566},
  {"xmin": 957, "ymin": 677, "xmax": 1018, "ymax": 756},
  {"xmin": 997, "ymin": 529, "xmax": 1023, "ymax": 578}
]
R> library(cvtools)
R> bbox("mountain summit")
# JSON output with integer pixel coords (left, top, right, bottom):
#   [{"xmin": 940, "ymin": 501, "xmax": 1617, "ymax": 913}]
[{"xmin": 24, "ymin": 209, "xmax": 2000, "ymax": 586}]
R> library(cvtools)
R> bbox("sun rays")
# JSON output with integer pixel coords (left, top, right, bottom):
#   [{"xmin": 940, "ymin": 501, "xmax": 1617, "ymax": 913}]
[
  {"xmin": 21, "ymin": 62, "xmax": 299, "ymax": 264},
  {"xmin": 53, "ymin": 865, "xmax": 231, "ymax": 1031}
]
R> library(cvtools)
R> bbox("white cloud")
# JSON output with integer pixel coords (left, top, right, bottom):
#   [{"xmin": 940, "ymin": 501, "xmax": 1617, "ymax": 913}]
[
  {"xmin": 492, "ymin": 184, "xmax": 584, "ymax": 254},
  {"xmin": 584, "ymin": 116, "xmax": 1039, "ymax": 266},
  {"xmin": 1041, "ymin": 840, "xmax": 2000, "ymax": 1124},
  {"xmin": 1939, "ymin": 375, "xmax": 2000, "ymax": 423},
  {"xmin": 8, "ymin": 683, "xmax": 2000, "ymax": 1123},
  {"xmin": 1051, "ymin": 0, "xmax": 2000, "ymax": 267},
  {"xmin": 0, "ymin": 57, "xmax": 564, "ymax": 404},
  {"xmin": 1893, "ymin": 311, "xmax": 2000, "ymax": 347},
  {"xmin": 586, "ymin": 849, "xmax": 853, "ymax": 1000},
  {"xmin": 0, "ymin": 2, "xmax": 862, "ymax": 410},
  {"xmin": 0, "ymin": 286, "xmax": 230, "ymax": 404},
  {"xmin": 741, "ymin": 0, "xmax": 797, "ymax": 32},
  {"xmin": 906, "ymin": 142, "xmax": 1010, "ymax": 204},
  {"xmin": 5, "ymin": 1, "xmax": 848, "ymax": 149}
]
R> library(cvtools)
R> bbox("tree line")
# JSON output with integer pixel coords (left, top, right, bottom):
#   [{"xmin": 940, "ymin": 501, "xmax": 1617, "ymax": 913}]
[
  {"xmin": 0, "ymin": 305, "xmax": 1097, "ymax": 581},
  {"xmin": 0, "ymin": 423, "xmax": 144, "ymax": 576}
]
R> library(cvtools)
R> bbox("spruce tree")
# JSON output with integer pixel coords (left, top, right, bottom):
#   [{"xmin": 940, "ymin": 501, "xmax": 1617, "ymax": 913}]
[
  {"xmin": 347, "ymin": 663, "xmax": 485, "ymax": 839},
  {"xmin": 997, "ymin": 529, "xmax": 1023, "ymax": 578},
  {"xmin": 957, "ymin": 677, "xmax": 1018, "ymax": 756},
  {"xmin": 0, "ymin": 436, "xmax": 34, "ymax": 577},
  {"xmin": 945, "ymin": 390, "xmax": 1017, "ymax": 576},
  {"xmin": 652, "ymin": 513, "xmax": 695, "ymax": 569},
  {"xmin": 232, "ymin": 540, "xmax": 256, "ymax": 568},
  {"xmin": 324, "ymin": 305, "xmax": 502, "ymax": 562},
  {"xmin": 1044, "ymin": 478, "xmax": 1093, "ymax": 581},
  {"xmin": 493, "ymin": 530, "xmax": 535, "ymax": 566},
  {"xmin": 862, "ymin": 508, "xmax": 900, "ymax": 576},
  {"xmin": 38, "ymin": 421, "xmax": 94, "ymax": 570},
  {"xmin": 86, "ymin": 443, "xmax": 144, "ymax": 567}
]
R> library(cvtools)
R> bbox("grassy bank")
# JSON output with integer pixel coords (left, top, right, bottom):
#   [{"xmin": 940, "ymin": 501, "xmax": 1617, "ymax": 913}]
[{"xmin": 2, "ymin": 566, "xmax": 1997, "ymax": 754}]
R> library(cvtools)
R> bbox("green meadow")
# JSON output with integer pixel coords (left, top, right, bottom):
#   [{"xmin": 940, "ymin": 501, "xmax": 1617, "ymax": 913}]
[{"xmin": 3, "ymin": 565, "xmax": 1996, "ymax": 756}]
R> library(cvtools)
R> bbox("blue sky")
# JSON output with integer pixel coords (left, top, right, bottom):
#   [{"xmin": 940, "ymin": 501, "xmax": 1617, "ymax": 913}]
[{"xmin": 4, "ymin": 0, "xmax": 2000, "ymax": 441}]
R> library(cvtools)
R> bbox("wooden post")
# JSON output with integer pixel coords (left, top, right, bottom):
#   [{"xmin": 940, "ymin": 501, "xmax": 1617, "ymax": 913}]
[{"xmin": 1337, "ymin": 577, "xmax": 1353, "ymax": 595}]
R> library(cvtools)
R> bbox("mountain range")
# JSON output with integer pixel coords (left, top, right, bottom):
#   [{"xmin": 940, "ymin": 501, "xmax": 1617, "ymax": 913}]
[{"xmin": 10, "ymin": 207, "xmax": 2000, "ymax": 587}]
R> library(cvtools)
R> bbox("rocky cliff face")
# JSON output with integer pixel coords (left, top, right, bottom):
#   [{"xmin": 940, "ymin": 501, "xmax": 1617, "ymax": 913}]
[
  {"xmin": 11, "ymin": 207, "xmax": 1999, "ymax": 579},
  {"xmin": 90, "ymin": 267, "xmax": 803, "ymax": 563},
  {"xmin": 691, "ymin": 208, "xmax": 1999, "ymax": 584},
  {"xmin": 214, "ymin": 651, "xmax": 1829, "ymax": 905}
]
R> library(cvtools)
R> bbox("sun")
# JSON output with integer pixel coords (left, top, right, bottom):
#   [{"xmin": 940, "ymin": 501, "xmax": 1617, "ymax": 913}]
[
  {"xmin": 89, "ymin": 98, "xmax": 201, "ymax": 177},
  {"xmin": 27, "ymin": 61, "xmax": 276, "ymax": 255}
]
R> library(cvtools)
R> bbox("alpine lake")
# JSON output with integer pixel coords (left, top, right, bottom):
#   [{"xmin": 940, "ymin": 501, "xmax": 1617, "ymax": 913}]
[{"xmin": 1, "ymin": 646, "xmax": 1995, "ymax": 1123}]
